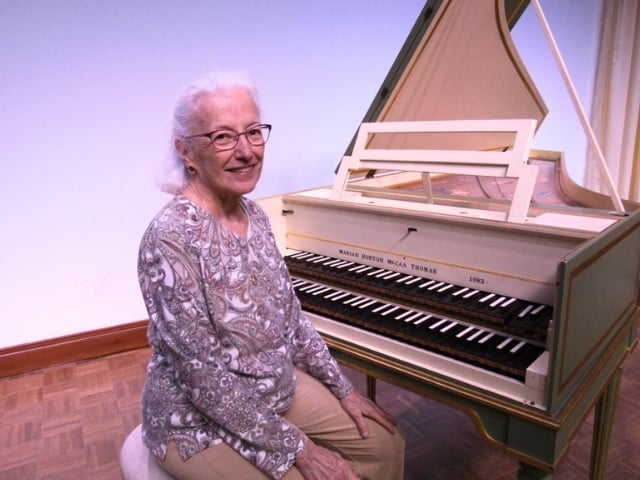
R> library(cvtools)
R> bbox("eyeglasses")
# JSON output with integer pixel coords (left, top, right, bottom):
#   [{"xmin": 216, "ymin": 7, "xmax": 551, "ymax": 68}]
[{"xmin": 184, "ymin": 124, "xmax": 272, "ymax": 151}]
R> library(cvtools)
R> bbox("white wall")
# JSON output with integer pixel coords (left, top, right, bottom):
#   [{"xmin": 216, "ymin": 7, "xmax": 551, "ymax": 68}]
[
  {"xmin": 0, "ymin": 0, "xmax": 603, "ymax": 349},
  {"xmin": 513, "ymin": 0, "xmax": 604, "ymax": 181}
]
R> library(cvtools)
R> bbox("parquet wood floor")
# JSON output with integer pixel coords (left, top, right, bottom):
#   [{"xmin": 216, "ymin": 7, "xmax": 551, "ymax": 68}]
[{"xmin": 1, "ymin": 346, "xmax": 638, "ymax": 479}]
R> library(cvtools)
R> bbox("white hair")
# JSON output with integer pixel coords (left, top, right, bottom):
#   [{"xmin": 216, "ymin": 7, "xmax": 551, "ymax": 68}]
[{"xmin": 156, "ymin": 71, "xmax": 260, "ymax": 195}]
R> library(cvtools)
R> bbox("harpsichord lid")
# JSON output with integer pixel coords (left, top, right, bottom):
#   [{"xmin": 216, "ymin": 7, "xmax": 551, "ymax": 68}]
[{"xmin": 346, "ymin": 0, "xmax": 547, "ymax": 154}]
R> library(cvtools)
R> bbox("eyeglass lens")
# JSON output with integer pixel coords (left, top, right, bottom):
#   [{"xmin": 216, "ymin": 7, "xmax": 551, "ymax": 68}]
[{"xmin": 213, "ymin": 125, "xmax": 270, "ymax": 149}]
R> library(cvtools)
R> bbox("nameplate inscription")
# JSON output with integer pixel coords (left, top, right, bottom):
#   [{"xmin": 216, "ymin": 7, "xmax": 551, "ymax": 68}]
[{"xmin": 337, "ymin": 248, "xmax": 438, "ymax": 276}]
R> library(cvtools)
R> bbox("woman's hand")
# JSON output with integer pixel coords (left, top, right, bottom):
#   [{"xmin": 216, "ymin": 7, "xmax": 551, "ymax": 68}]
[
  {"xmin": 339, "ymin": 391, "xmax": 397, "ymax": 438},
  {"xmin": 295, "ymin": 440, "xmax": 360, "ymax": 480}
]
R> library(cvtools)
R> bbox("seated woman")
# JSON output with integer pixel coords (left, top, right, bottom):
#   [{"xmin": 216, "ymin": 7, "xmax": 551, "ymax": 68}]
[{"xmin": 137, "ymin": 71, "xmax": 406, "ymax": 480}]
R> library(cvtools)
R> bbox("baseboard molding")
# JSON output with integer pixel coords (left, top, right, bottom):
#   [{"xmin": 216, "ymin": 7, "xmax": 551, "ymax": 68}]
[{"xmin": 0, "ymin": 320, "xmax": 150, "ymax": 378}]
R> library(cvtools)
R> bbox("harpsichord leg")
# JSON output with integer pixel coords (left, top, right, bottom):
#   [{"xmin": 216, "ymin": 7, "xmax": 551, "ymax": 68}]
[
  {"xmin": 517, "ymin": 462, "xmax": 552, "ymax": 480},
  {"xmin": 366, "ymin": 374, "xmax": 377, "ymax": 401},
  {"xmin": 589, "ymin": 365, "xmax": 623, "ymax": 480}
]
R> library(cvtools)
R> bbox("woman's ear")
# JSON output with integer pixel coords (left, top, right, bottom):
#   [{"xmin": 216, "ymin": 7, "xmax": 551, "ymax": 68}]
[
  {"xmin": 175, "ymin": 137, "xmax": 189, "ymax": 161},
  {"xmin": 175, "ymin": 137, "xmax": 195, "ymax": 174}
]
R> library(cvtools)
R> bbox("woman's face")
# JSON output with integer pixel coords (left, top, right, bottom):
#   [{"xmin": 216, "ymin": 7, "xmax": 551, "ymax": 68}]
[{"xmin": 180, "ymin": 87, "xmax": 264, "ymax": 204}]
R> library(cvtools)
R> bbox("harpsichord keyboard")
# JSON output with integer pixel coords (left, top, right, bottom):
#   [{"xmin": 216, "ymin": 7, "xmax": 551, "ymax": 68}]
[{"xmin": 286, "ymin": 250, "xmax": 551, "ymax": 380}]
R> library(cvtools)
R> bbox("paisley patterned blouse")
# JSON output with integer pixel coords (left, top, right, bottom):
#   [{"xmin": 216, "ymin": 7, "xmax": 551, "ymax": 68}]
[{"xmin": 137, "ymin": 196, "xmax": 353, "ymax": 479}]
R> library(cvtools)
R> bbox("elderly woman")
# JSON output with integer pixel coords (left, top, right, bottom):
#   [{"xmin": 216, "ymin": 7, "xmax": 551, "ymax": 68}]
[{"xmin": 137, "ymin": 72, "xmax": 405, "ymax": 480}]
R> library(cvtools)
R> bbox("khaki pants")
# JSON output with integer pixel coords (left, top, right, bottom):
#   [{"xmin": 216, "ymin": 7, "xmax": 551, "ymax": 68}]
[{"xmin": 158, "ymin": 369, "xmax": 405, "ymax": 479}]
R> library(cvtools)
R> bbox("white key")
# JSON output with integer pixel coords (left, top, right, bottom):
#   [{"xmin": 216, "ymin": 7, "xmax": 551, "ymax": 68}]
[
  {"xmin": 429, "ymin": 318, "xmax": 448, "ymax": 330},
  {"xmin": 518, "ymin": 304, "xmax": 534, "ymax": 318},
  {"xmin": 323, "ymin": 290, "xmax": 343, "ymax": 299},
  {"xmin": 395, "ymin": 310, "xmax": 414, "ymax": 320},
  {"xmin": 414, "ymin": 314, "xmax": 432, "ymax": 325},
  {"xmin": 331, "ymin": 292, "xmax": 351, "ymax": 301},
  {"xmin": 358, "ymin": 299, "xmax": 378, "ymax": 309},
  {"xmin": 322, "ymin": 258, "xmax": 339, "ymax": 265},
  {"xmin": 405, "ymin": 312, "xmax": 424, "ymax": 323},
  {"xmin": 311, "ymin": 287, "xmax": 332, "ymax": 296},
  {"xmin": 405, "ymin": 276, "xmax": 424, "ymax": 285},
  {"xmin": 344, "ymin": 295, "xmax": 364, "ymax": 305},
  {"xmin": 351, "ymin": 265, "xmax": 372, "ymax": 273},
  {"xmin": 490, "ymin": 296, "xmax": 506, "ymax": 308},
  {"xmin": 380, "ymin": 306, "xmax": 400, "ymax": 316},
  {"xmin": 372, "ymin": 303, "xmax": 390, "ymax": 313},
  {"xmin": 456, "ymin": 326, "xmax": 475, "ymax": 338},
  {"xmin": 531, "ymin": 304, "xmax": 546, "ymax": 315},
  {"xmin": 396, "ymin": 274, "xmax": 415, "ymax": 283},
  {"xmin": 375, "ymin": 269, "xmax": 393, "ymax": 278},
  {"xmin": 479, "ymin": 293, "xmax": 495, "ymax": 303},
  {"xmin": 478, "ymin": 332, "xmax": 495, "ymax": 344},
  {"xmin": 382, "ymin": 271, "xmax": 401, "ymax": 280},
  {"xmin": 497, "ymin": 337, "xmax": 513, "ymax": 350},
  {"xmin": 348, "ymin": 297, "xmax": 370, "ymax": 307},
  {"xmin": 440, "ymin": 321, "xmax": 458, "ymax": 333},
  {"xmin": 500, "ymin": 297, "xmax": 517, "ymax": 308},
  {"xmin": 366, "ymin": 268, "xmax": 387, "ymax": 276},
  {"xmin": 335, "ymin": 261, "xmax": 354, "ymax": 269},
  {"xmin": 438, "ymin": 284, "xmax": 455, "ymax": 293},
  {"xmin": 467, "ymin": 329, "xmax": 485, "ymax": 341}
]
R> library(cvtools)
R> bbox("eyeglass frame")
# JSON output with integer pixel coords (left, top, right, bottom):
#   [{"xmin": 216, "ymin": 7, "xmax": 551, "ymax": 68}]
[{"xmin": 183, "ymin": 123, "xmax": 272, "ymax": 151}]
